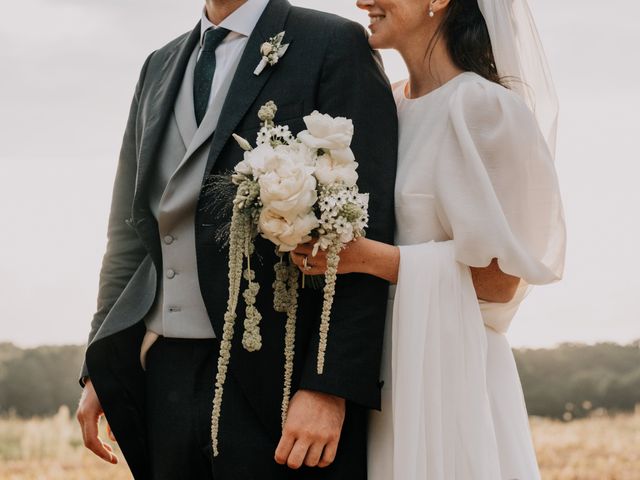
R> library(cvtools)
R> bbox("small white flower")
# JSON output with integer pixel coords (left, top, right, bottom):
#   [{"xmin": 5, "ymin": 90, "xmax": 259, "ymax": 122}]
[
  {"xmin": 340, "ymin": 228, "xmax": 354, "ymax": 244},
  {"xmin": 312, "ymin": 236, "xmax": 333, "ymax": 256},
  {"xmin": 320, "ymin": 196, "xmax": 337, "ymax": 210}
]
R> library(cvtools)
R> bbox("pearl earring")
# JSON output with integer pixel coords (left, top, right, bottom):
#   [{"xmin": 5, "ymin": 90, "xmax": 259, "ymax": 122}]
[{"xmin": 429, "ymin": 4, "xmax": 435, "ymax": 17}]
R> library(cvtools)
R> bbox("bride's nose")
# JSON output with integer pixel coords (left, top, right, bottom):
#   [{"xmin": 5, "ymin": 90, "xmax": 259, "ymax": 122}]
[{"xmin": 356, "ymin": 0, "xmax": 376, "ymax": 10}]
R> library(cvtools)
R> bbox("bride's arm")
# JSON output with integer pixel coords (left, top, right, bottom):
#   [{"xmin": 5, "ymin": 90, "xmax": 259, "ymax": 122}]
[
  {"xmin": 469, "ymin": 259, "xmax": 520, "ymax": 303},
  {"xmin": 291, "ymin": 238, "xmax": 399, "ymax": 282},
  {"xmin": 291, "ymin": 238, "xmax": 520, "ymax": 303}
]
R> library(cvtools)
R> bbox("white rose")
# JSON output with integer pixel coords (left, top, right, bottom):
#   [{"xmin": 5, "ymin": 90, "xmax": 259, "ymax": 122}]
[
  {"xmin": 260, "ymin": 42, "xmax": 273, "ymax": 57},
  {"xmin": 234, "ymin": 143, "xmax": 276, "ymax": 179},
  {"xmin": 297, "ymin": 111, "xmax": 354, "ymax": 150},
  {"xmin": 259, "ymin": 151, "xmax": 317, "ymax": 220},
  {"xmin": 329, "ymin": 147, "xmax": 356, "ymax": 165},
  {"xmin": 259, "ymin": 209, "xmax": 319, "ymax": 252},
  {"xmin": 234, "ymin": 158, "xmax": 252, "ymax": 176},
  {"xmin": 314, "ymin": 153, "xmax": 359, "ymax": 187},
  {"xmin": 274, "ymin": 142, "xmax": 317, "ymax": 166}
]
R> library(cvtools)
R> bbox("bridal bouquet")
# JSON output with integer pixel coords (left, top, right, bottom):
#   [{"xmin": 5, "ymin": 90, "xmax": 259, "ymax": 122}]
[{"xmin": 208, "ymin": 101, "xmax": 369, "ymax": 455}]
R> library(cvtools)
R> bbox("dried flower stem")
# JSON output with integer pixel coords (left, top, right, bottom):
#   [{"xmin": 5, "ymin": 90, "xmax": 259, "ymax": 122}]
[
  {"xmin": 242, "ymin": 224, "xmax": 262, "ymax": 352},
  {"xmin": 273, "ymin": 254, "xmax": 289, "ymax": 313},
  {"xmin": 317, "ymin": 243, "xmax": 341, "ymax": 375},
  {"xmin": 281, "ymin": 262, "xmax": 299, "ymax": 427},
  {"xmin": 210, "ymin": 207, "xmax": 248, "ymax": 457}
]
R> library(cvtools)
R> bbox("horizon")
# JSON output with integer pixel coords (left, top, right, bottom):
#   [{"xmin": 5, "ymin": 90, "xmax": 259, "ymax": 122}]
[
  {"xmin": 1, "ymin": 0, "xmax": 639, "ymax": 349},
  {"xmin": 3, "ymin": 338, "xmax": 639, "ymax": 351}
]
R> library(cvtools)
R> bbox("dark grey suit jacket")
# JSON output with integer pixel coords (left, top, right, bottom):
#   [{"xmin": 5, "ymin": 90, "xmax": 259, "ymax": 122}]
[{"xmin": 81, "ymin": 1, "xmax": 397, "ymax": 477}]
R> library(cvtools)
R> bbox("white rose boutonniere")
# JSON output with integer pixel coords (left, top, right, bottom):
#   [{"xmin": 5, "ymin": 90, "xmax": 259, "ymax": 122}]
[{"xmin": 254, "ymin": 31, "xmax": 290, "ymax": 76}]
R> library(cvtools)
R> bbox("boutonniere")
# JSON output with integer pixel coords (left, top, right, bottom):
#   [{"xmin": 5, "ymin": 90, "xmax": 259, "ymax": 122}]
[{"xmin": 253, "ymin": 31, "xmax": 290, "ymax": 76}]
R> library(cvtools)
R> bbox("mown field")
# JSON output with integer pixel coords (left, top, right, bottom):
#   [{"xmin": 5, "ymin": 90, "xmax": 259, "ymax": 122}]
[{"xmin": 1, "ymin": 406, "xmax": 639, "ymax": 480}]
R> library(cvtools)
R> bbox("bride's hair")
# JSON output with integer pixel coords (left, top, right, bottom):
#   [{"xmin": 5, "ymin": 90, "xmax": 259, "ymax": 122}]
[{"xmin": 429, "ymin": 0, "xmax": 503, "ymax": 86}]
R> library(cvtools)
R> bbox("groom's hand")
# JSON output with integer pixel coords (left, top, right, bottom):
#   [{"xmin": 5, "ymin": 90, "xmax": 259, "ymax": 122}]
[
  {"xmin": 275, "ymin": 389, "xmax": 346, "ymax": 469},
  {"xmin": 76, "ymin": 379, "xmax": 119, "ymax": 464}
]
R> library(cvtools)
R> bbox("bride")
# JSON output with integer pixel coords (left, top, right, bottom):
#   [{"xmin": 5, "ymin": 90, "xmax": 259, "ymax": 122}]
[{"xmin": 292, "ymin": 0, "xmax": 566, "ymax": 478}]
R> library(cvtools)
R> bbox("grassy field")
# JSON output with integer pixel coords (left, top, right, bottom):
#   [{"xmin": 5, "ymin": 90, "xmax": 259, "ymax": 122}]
[{"xmin": 1, "ymin": 406, "xmax": 638, "ymax": 479}]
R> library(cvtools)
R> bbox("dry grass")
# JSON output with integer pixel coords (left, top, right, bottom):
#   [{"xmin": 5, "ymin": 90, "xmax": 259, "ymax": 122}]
[
  {"xmin": 0, "ymin": 407, "xmax": 131, "ymax": 480},
  {"xmin": 0, "ymin": 406, "xmax": 638, "ymax": 479},
  {"xmin": 530, "ymin": 406, "xmax": 640, "ymax": 480}
]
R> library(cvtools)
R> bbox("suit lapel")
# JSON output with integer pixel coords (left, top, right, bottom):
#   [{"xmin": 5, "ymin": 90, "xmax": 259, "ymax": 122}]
[
  {"xmin": 173, "ymin": 47, "xmax": 199, "ymax": 149},
  {"xmin": 133, "ymin": 22, "xmax": 201, "ymax": 215},
  {"xmin": 202, "ymin": 0, "xmax": 292, "ymax": 180}
]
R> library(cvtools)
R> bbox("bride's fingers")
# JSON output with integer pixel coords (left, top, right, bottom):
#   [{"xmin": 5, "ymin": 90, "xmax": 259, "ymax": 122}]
[
  {"xmin": 289, "ymin": 252, "xmax": 304, "ymax": 268},
  {"xmin": 293, "ymin": 244, "xmax": 314, "ymax": 256}
]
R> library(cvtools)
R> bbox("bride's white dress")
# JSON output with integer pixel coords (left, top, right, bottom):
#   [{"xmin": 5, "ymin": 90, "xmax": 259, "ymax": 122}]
[{"xmin": 367, "ymin": 72, "xmax": 565, "ymax": 480}]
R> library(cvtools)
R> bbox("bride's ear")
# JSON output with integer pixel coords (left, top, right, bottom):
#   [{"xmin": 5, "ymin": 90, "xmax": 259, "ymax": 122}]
[{"xmin": 429, "ymin": 0, "xmax": 452, "ymax": 16}]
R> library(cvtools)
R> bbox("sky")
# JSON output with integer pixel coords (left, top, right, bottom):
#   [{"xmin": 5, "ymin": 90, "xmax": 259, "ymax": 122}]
[{"xmin": 0, "ymin": 0, "xmax": 639, "ymax": 349}]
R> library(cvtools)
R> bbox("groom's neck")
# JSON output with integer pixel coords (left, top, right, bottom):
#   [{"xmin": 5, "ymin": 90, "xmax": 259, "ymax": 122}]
[{"xmin": 205, "ymin": 0, "xmax": 248, "ymax": 25}]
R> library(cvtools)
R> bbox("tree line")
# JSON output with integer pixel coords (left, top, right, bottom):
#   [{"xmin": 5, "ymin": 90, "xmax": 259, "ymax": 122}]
[{"xmin": 0, "ymin": 341, "xmax": 638, "ymax": 419}]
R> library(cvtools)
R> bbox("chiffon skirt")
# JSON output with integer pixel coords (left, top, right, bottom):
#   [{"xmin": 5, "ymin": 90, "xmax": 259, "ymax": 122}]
[{"xmin": 367, "ymin": 242, "xmax": 540, "ymax": 480}]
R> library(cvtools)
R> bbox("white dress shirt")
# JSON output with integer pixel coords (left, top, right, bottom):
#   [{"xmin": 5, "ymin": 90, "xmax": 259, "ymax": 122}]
[{"xmin": 198, "ymin": 0, "xmax": 270, "ymax": 112}]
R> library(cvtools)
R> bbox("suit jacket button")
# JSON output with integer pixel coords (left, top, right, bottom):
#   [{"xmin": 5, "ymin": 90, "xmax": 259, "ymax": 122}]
[{"xmin": 166, "ymin": 269, "xmax": 176, "ymax": 279}]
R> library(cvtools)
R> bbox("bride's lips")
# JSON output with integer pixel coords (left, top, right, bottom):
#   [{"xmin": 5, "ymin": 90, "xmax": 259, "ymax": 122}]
[{"xmin": 368, "ymin": 15, "xmax": 386, "ymax": 31}]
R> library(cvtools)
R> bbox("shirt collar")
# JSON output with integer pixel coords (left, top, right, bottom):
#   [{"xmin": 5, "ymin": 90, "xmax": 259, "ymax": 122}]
[{"xmin": 200, "ymin": 0, "xmax": 270, "ymax": 45}]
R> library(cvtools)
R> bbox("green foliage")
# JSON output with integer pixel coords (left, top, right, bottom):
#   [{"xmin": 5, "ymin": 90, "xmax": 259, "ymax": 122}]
[
  {"xmin": 515, "ymin": 342, "xmax": 640, "ymax": 419},
  {"xmin": 0, "ymin": 344, "xmax": 85, "ymax": 417},
  {"xmin": 0, "ymin": 341, "xmax": 638, "ymax": 419}
]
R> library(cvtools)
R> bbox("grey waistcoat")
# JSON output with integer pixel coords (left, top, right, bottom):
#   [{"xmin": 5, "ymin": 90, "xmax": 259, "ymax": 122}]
[{"xmin": 143, "ymin": 44, "xmax": 243, "ymax": 338}]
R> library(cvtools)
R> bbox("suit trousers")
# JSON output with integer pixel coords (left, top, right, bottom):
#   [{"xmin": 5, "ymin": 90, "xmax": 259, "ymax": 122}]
[
  {"xmin": 143, "ymin": 336, "xmax": 368, "ymax": 480},
  {"xmin": 144, "ymin": 335, "xmax": 278, "ymax": 479}
]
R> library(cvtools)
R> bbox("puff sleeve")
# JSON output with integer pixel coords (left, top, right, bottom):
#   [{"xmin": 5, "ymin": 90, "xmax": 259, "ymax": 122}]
[{"xmin": 434, "ymin": 79, "xmax": 565, "ymax": 285}]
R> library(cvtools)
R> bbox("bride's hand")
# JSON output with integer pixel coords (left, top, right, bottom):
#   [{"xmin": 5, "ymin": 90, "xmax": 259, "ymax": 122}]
[
  {"xmin": 291, "ymin": 238, "xmax": 400, "ymax": 283},
  {"xmin": 290, "ymin": 238, "xmax": 368, "ymax": 276}
]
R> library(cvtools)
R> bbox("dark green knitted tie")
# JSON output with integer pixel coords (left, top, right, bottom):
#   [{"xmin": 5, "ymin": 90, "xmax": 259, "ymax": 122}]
[{"xmin": 193, "ymin": 27, "xmax": 230, "ymax": 125}]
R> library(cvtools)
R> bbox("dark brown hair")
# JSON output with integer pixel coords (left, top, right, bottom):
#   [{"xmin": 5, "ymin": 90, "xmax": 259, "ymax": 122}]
[{"xmin": 428, "ymin": 0, "xmax": 503, "ymax": 85}]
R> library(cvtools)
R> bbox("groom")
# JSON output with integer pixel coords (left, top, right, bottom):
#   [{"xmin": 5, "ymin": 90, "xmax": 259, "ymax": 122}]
[{"xmin": 76, "ymin": 0, "xmax": 397, "ymax": 478}]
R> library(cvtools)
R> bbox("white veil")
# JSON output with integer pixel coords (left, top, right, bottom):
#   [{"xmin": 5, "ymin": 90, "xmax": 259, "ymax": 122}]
[{"xmin": 477, "ymin": 0, "xmax": 559, "ymax": 155}]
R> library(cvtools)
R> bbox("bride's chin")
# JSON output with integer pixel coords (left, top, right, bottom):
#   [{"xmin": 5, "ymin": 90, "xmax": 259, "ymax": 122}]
[{"xmin": 367, "ymin": 33, "xmax": 390, "ymax": 50}]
